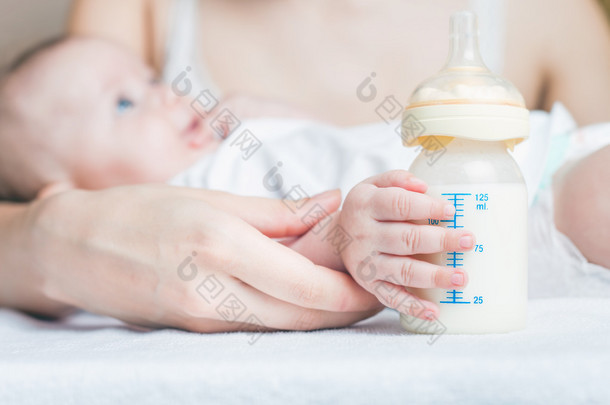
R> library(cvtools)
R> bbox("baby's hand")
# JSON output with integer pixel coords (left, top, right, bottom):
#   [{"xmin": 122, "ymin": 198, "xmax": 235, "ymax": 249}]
[{"xmin": 339, "ymin": 170, "xmax": 475, "ymax": 320}]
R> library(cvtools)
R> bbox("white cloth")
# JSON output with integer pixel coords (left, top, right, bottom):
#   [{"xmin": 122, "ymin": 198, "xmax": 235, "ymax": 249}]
[
  {"xmin": 170, "ymin": 119, "xmax": 418, "ymax": 202},
  {"xmin": 169, "ymin": 110, "xmax": 553, "ymax": 206},
  {"xmin": 170, "ymin": 105, "xmax": 610, "ymax": 299},
  {"xmin": 163, "ymin": 0, "xmax": 222, "ymax": 99},
  {"xmin": 1, "ymin": 300, "xmax": 609, "ymax": 404}
]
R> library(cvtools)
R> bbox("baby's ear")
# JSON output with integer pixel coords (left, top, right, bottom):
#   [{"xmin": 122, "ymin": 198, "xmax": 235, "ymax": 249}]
[{"xmin": 36, "ymin": 181, "xmax": 75, "ymax": 200}]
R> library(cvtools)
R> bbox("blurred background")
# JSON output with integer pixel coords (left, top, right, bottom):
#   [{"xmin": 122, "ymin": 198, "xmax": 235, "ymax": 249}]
[
  {"xmin": 1, "ymin": 0, "xmax": 609, "ymax": 72},
  {"xmin": 0, "ymin": 0, "xmax": 72, "ymax": 70}
]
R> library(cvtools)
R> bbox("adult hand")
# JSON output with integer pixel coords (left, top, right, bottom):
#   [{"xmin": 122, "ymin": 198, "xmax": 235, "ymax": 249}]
[{"xmin": 23, "ymin": 184, "xmax": 383, "ymax": 332}]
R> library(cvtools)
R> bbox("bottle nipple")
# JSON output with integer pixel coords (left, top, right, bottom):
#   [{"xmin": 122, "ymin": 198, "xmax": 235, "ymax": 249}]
[
  {"xmin": 445, "ymin": 10, "xmax": 486, "ymax": 70},
  {"xmin": 408, "ymin": 10, "xmax": 525, "ymax": 108}
]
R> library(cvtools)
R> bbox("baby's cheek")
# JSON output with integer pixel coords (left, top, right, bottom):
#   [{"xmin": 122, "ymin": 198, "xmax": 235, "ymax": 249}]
[
  {"xmin": 143, "ymin": 147, "xmax": 190, "ymax": 182},
  {"xmin": 125, "ymin": 151, "xmax": 181, "ymax": 183},
  {"xmin": 120, "ymin": 119, "xmax": 194, "ymax": 182}
]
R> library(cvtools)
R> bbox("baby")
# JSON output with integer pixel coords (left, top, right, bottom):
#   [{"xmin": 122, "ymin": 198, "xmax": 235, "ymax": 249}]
[{"xmin": 0, "ymin": 37, "xmax": 607, "ymax": 318}]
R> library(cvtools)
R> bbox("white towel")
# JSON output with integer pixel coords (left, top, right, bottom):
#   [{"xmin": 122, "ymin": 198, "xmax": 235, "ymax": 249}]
[{"xmin": 1, "ymin": 299, "xmax": 609, "ymax": 404}]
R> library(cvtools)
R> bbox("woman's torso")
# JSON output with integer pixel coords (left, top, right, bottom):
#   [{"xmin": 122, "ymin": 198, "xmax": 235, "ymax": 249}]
[{"xmin": 155, "ymin": 0, "xmax": 545, "ymax": 126}]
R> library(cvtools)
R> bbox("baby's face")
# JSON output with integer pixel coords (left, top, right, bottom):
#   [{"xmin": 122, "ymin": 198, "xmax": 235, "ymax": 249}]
[{"xmin": 24, "ymin": 38, "xmax": 218, "ymax": 189}]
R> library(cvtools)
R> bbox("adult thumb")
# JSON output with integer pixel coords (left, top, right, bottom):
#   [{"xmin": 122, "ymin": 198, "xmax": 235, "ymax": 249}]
[{"xmin": 226, "ymin": 188, "xmax": 342, "ymax": 238}]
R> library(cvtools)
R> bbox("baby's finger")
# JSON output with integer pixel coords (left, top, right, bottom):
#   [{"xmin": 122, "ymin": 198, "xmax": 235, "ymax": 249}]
[
  {"xmin": 370, "ymin": 187, "xmax": 456, "ymax": 221},
  {"xmin": 362, "ymin": 170, "xmax": 428, "ymax": 193},
  {"xmin": 370, "ymin": 279, "xmax": 439, "ymax": 320},
  {"xmin": 376, "ymin": 222, "xmax": 475, "ymax": 255},
  {"xmin": 372, "ymin": 254, "xmax": 468, "ymax": 290}
]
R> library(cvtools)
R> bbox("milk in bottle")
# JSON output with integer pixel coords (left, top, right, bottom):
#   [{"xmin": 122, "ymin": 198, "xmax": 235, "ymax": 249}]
[{"xmin": 399, "ymin": 11, "xmax": 529, "ymax": 334}]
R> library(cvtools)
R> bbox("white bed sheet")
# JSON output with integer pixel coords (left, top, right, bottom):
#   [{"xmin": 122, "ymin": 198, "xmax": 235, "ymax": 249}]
[{"xmin": 1, "ymin": 299, "xmax": 609, "ymax": 405}]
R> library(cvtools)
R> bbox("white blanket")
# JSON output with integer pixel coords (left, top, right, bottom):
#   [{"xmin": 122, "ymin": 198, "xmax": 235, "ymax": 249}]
[
  {"xmin": 2, "ymin": 106, "xmax": 609, "ymax": 404},
  {"xmin": 1, "ymin": 300, "xmax": 609, "ymax": 404}
]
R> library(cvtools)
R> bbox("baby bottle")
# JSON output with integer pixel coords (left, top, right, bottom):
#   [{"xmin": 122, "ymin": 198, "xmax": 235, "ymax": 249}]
[{"xmin": 399, "ymin": 11, "xmax": 529, "ymax": 334}]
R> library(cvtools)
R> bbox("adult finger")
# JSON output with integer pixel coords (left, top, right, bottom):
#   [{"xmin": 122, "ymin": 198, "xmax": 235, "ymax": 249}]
[
  {"xmin": 180, "ymin": 308, "xmax": 384, "ymax": 333},
  {"xmin": 167, "ymin": 185, "xmax": 342, "ymax": 237},
  {"xmin": 217, "ymin": 217, "xmax": 382, "ymax": 313},
  {"xmin": 179, "ymin": 275, "xmax": 384, "ymax": 332}
]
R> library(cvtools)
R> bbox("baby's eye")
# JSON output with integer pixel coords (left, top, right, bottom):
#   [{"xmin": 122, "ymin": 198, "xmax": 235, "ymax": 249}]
[{"xmin": 116, "ymin": 98, "xmax": 134, "ymax": 114}]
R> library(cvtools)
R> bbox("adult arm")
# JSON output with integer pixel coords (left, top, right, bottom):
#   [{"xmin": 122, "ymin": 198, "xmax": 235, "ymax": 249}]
[
  {"xmin": 0, "ymin": 185, "xmax": 383, "ymax": 331},
  {"xmin": 0, "ymin": 202, "xmax": 75, "ymax": 317},
  {"xmin": 69, "ymin": 0, "xmax": 169, "ymax": 73}
]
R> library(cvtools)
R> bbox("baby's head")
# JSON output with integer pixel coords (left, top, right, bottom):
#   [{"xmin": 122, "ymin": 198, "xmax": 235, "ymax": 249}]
[{"xmin": 0, "ymin": 37, "xmax": 216, "ymax": 201}]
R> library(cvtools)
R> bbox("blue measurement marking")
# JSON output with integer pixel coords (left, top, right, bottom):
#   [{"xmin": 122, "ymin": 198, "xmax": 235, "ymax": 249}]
[
  {"xmin": 446, "ymin": 252, "xmax": 464, "ymax": 267},
  {"xmin": 440, "ymin": 193, "xmax": 471, "ymax": 229},
  {"xmin": 439, "ymin": 193, "xmax": 473, "ymax": 305},
  {"xmin": 440, "ymin": 289, "xmax": 471, "ymax": 304}
]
